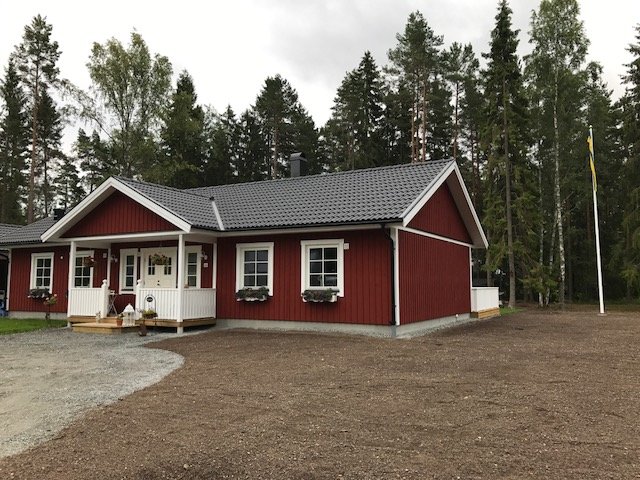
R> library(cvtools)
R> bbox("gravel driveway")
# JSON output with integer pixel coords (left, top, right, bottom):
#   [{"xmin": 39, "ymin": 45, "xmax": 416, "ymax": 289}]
[{"xmin": 0, "ymin": 327, "xmax": 184, "ymax": 458}]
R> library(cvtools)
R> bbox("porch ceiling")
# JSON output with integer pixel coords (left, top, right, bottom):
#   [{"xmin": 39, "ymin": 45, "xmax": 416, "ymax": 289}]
[{"xmin": 65, "ymin": 231, "xmax": 218, "ymax": 248}]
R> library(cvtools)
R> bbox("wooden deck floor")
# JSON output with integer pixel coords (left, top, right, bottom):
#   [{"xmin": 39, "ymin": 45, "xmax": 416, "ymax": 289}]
[{"xmin": 70, "ymin": 316, "xmax": 216, "ymax": 334}]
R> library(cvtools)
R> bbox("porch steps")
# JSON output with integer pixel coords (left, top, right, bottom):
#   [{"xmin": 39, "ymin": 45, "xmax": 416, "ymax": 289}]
[
  {"xmin": 72, "ymin": 316, "xmax": 140, "ymax": 334},
  {"xmin": 471, "ymin": 308, "xmax": 501, "ymax": 319}
]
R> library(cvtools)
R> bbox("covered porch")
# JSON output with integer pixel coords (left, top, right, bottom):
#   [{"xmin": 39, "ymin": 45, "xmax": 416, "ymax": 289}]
[{"xmin": 66, "ymin": 232, "xmax": 217, "ymax": 334}]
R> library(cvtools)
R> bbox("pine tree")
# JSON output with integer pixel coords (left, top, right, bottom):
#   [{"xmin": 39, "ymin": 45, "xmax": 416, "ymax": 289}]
[
  {"xmin": 236, "ymin": 109, "xmax": 269, "ymax": 182},
  {"xmin": 387, "ymin": 11, "xmax": 444, "ymax": 162},
  {"xmin": 0, "ymin": 59, "xmax": 29, "ymax": 224},
  {"xmin": 13, "ymin": 14, "xmax": 61, "ymax": 222},
  {"xmin": 55, "ymin": 156, "xmax": 85, "ymax": 210},
  {"xmin": 159, "ymin": 71, "xmax": 205, "ymax": 188}
]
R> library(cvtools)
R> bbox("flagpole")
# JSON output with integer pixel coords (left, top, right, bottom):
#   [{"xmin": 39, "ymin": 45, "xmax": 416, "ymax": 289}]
[{"xmin": 590, "ymin": 125, "xmax": 605, "ymax": 315}]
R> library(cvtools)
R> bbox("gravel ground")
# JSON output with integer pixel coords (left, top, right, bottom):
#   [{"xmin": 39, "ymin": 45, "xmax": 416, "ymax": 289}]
[
  {"xmin": 1, "ymin": 310, "xmax": 639, "ymax": 479},
  {"xmin": 0, "ymin": 327, "xmax": 184, "ymax": 458}
]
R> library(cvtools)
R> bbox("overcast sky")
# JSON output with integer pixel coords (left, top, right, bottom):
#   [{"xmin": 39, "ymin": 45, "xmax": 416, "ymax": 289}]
[{"xmin": 1, "ymin": 0, "xmax": 639, "ymax": 130}]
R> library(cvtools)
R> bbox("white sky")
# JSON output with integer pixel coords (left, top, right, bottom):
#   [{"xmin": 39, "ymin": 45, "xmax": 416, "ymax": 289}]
[{"xmin": 1, "ymin": 0, "xmax": 638, "ymax": 132}]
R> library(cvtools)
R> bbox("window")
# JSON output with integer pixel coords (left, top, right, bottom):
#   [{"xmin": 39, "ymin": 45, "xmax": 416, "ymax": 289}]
[
  {"xmin": 74, "ymin": 251, "xmax": 94, "ymax": 288},
  {"xmin": 235, "ymin": 243, "xmax": 274, "ymax": 294},
  {"xmin": 300, "ymin": 239, "xmax": 344, "ymax": 296},
  {"xmin": 119, "ymin": 249, "xmax": 138, "ymax": 293},
  {"xmin": 30, "ymin": 253, "xmax": 54, "ymax": 291},
  {"xmin": 184, "ymin": 246, "xmax": 201, "ymax": 288}
]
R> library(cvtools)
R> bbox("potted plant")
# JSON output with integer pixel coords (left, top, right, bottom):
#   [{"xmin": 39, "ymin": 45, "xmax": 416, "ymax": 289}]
[
  {"xmin": 82, "ymin": 256, "xmax": 95, "ymax": 268},
  {"xmin": 141, "ymin": 308, "xmax": 158, "ymax": 320},
  {"xmin": 150, "ymin": 253, "xmax": 169, "ymax": 266},
  {"xmin": 28, "ymin": 288, "xmax": 50, "ymax": 299},
  {"xmin": 236, "ymin": 286, "xmax": 269, "ymax": 302},
  {"xmin": 116, "ymin": 313, "xmax": 124, "ymax": 326},
  {"xmin": 302, "ymin": 289, "xmax": 339, "ymax": 303}
]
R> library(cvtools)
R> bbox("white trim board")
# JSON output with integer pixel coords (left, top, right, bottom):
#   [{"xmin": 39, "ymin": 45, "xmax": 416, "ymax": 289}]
[{"xmin": 398, "ymin": 226, "xmax": 474, "ymax": 248}]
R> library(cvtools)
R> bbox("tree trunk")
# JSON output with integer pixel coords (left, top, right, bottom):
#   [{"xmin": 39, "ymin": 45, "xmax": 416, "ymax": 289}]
[
  {"xmin": 27, "ymin": 69, "xmax": 40, "ymax": 224},
  {"xmin": 553, "ymin": 71, "xmax": 566, "ymax": 308},
  {"xmin": 272, "ymin": 123, "xmax": 279, "ymax": 179},
  {"xmin": 421, "ymin": 80, "xmax": 427, "ymax": 163},
  {"xmin": 538, "ymin": 151, "xmax": 544, "ymax": 307},
  {"xmin": 453, "ymin": 81, "xmax": 459, "ymax": 161},
  {"xmin": 503, "ymin": 79, "xmax": 516, "ymax": 308}
]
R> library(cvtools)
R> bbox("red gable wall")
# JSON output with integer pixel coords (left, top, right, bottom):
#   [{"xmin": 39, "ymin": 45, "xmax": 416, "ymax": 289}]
[
  {"xmin": 408, "ymin": 183, "xmax": 472, "ymax": 244},
  {"xmin": 62, "ymin": 191, "xmax": 177, "ymax": 238}
]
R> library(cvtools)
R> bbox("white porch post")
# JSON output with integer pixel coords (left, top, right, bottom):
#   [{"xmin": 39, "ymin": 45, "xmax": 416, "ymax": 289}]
[
  {"xmin": 67, "ymin": 241, "xmax": 76, "ymax": 326},
  {"xmin": 176, "ymin": 234, "xmax": 185, "ymax": 334},
  {"xmin": 99, "ymin": 279, "xmax": 109, "ymax": 319}
]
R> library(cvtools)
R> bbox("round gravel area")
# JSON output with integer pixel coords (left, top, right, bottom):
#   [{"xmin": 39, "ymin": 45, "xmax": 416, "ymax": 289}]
[{"xmin": 0, "ymin": 327, "xmax": 184, "ymax": 458}]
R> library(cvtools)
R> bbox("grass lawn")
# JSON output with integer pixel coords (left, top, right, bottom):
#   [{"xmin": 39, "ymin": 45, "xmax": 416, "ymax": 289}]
[{"xmin": 0, "ymin": 318, "xmax": 67, "ymax": 335}]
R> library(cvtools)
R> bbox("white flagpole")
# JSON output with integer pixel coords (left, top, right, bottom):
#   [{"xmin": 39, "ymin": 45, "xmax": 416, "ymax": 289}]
[{"xmin": 590, "ymin": 125, "xmax": 605, "ymax": 315}]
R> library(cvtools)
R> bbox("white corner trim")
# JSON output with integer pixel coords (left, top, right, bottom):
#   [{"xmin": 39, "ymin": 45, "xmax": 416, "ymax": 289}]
[
  {"xmin": 300, "ymin": 239, "xmax": 345, "ymax": 297},
  {"xmin": 398, "ymin": 226, "xmax": 474, "ymax": 248},
  {"xmin": 392, "ymin": 228, "xmax": 400, "ymax": 326},
  {"xmin": 401, "ymin": 162, "xmax": 456, "ymax": 224},
  {"xmin": 41, "ymin": 177, "xmax": 191, "ymax": 241}
]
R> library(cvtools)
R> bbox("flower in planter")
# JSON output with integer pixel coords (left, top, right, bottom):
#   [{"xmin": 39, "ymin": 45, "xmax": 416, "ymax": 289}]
[
  {"xmin": 236, "ymin": 286, "xmax": 269, "ymax": 301},
  {"xmin": 302, "ymin": 289, "xmax": 339, "ymax": 303},
  {"xmin": 140, "ymin": 308, "xmax": 158, "ymax": 319},
  {"xmin": 150, "ymin": 253, "xmax": 169, "ymax": 266},
  {"xmin": 82, "ymin": 256, "xmax": 96, "ymax": 268},
  {"xmin": 28, "ymin": 288, "xmax": 50, "ymax": 299}
]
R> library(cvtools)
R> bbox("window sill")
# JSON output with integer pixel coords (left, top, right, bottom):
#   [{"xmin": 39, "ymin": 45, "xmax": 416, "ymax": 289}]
[{"xmin": 237, "ymin": 296, "xmax": 269, "ymax": 302}]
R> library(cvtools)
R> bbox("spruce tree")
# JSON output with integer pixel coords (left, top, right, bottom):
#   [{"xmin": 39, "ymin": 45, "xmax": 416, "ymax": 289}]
[
  {"xmin": 236, "ymin": 109, "xmax": 269, "ymax": 182},
  {"xmin": 35, "ymin": 87, "xmax": 63, "ymax": 217},
  {"xmin": 0, "ymin": 59, "xmax": 29, "ymax": 224},
  {"xmin": 482, "ymin": 0, "xmax": 530, "ymax": 306},
  {"xmin": 159, "ymin": 71, "xmax": 205, "ymax": 188},
  {"xmin": 202, "ymin": 107, "xmax": 237, "ymax": 186},
  {"xmin": 75, "ymin": 129, "xmax": 111, "ymax": 192}
]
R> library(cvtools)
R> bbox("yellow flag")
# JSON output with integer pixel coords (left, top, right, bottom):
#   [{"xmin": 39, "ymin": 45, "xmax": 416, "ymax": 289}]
[{"xmin": 587, "ymin": 135, "xmax": 597, "ymax": 192}]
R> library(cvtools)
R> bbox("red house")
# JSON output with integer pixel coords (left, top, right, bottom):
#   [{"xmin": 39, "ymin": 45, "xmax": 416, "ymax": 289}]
[{"xmin": 0, "ymin": 158, "xmax": 497, "ymax": 337}]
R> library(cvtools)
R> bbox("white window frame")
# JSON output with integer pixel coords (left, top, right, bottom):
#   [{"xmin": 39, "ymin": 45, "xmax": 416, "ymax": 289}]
[
  {"xmin": 73, "ymin": 250, "xmax": 95, "ymax": 288},
  {"xmin": 184, "ymin": 245, "xmax": 202, "ymax": 288},
  {"xmin": 235, "ymin": 242, "xmax": 274, "ymax": 295},
  {"xmin": 119, "ymin": 248, "xmax": 138, "ymax": 293},
  {"xmin": 300, "ymin": 239, "xmax": 344, "ymax": 296},
  {"xmin": 30, "ymin": 252, "xmax": 55, "ymax": 292}
]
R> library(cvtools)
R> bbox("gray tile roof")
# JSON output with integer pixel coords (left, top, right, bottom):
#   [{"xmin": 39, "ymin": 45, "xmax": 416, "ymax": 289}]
[
  {"xmin": 188, "ymin": 159, "xmax": 453, "ymax": 230},
  {"xmin": 114, "ymin": 177, "xmax": 221, "ymax": 230},
  {"xmin": 0, "ymin": 160, "xmax": 455, "ymax": 245},
  {"xmin": 0, "ymin": 217, "xmax": 57, "ymax": 246},
  {"xmin": 0, "ymin": 223, "xmax": 21, "ymax": 237}
]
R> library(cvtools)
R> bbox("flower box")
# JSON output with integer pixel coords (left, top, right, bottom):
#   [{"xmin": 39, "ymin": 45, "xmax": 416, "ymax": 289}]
[
  {"xmin": 236, "ymin": 287, "xmax": 269, "ymax": 302},
  {"xmin": 301, "ymin": 289, "xmax": 339, "ymax": 303},
  {"xmin": 28, "ymin": 288, "xmax": 50, "ymax": 299}
]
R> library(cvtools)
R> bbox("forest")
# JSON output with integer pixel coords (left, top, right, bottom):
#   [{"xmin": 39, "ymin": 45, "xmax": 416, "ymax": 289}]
[{"xmin": 0, "ymin": 0, "xmax": 639, "ymax": 306}]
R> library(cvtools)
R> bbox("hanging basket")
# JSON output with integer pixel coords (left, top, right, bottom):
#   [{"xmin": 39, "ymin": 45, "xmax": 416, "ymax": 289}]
[
  {"xmin": 150, "ymin": 253, "xmax": 169, "ymax": 266},
  {"xmin": 82, "ymin": 256, "xmax": 96, "ymax": 268}
]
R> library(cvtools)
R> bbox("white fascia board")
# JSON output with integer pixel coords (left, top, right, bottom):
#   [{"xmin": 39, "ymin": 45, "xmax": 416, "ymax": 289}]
[
  {"xmin": 41, "ymin": 178, "xmax": 191, "ymax": 241},
  {"xmin": 401, "ymin": 162, "xmax": 456, "ymax": 226},
  {"xmin": 448, "ymin": 164, "xmax": 488, "ymax": 249}
]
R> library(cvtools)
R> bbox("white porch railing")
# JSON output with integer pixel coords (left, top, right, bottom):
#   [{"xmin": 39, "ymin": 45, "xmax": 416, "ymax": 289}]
[
  {"xmin": 135, "ymin": 282, "xmax": 216, "ymax": 320},
  {"xmin": 183, "ymin": 288, "xmax": 216, "ymax": 319},
  {"xmin": 68, "ymin": 280, "xmax": 109, "ymax": 318},
  {"xmin": 471, "ymin": 287, "xmax": 500, "ymax": 312}
]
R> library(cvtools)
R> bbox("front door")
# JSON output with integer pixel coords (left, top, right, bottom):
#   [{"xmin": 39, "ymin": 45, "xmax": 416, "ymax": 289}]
[{"xmin": 142, "ymin": 247, "xmax": 176, "ymax": 288}]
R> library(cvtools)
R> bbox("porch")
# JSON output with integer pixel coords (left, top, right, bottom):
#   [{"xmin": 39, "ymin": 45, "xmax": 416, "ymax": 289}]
[{"xmin": 65, "ymin": 232, "xmax": 217, "ymax": 333}]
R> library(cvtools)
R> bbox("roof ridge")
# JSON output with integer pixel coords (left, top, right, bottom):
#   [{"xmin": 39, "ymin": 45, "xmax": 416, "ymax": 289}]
[{"xmin": 187, "ymin": 159, "xmax": 455, "ymax": 192}]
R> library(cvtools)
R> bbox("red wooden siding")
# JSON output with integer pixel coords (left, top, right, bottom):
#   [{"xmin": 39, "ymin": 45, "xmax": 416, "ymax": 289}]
[
  {"xmin": 62, "ymin": 191, "xmax": 177, "ymax": 238},
  {"xmin": 8, "ymin": 246, "xmax": 70, "ymax": 313},
  {"xmin": 216, "ymin": 230, "xmax": 392, "ymax": 325},
  {"xmin": 408, "ymin": 183, "xmax": 472, "ymax": 243},
  {"xmin": 399, "ymin": 230, "xmax": 470, "ymax": 324}
]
